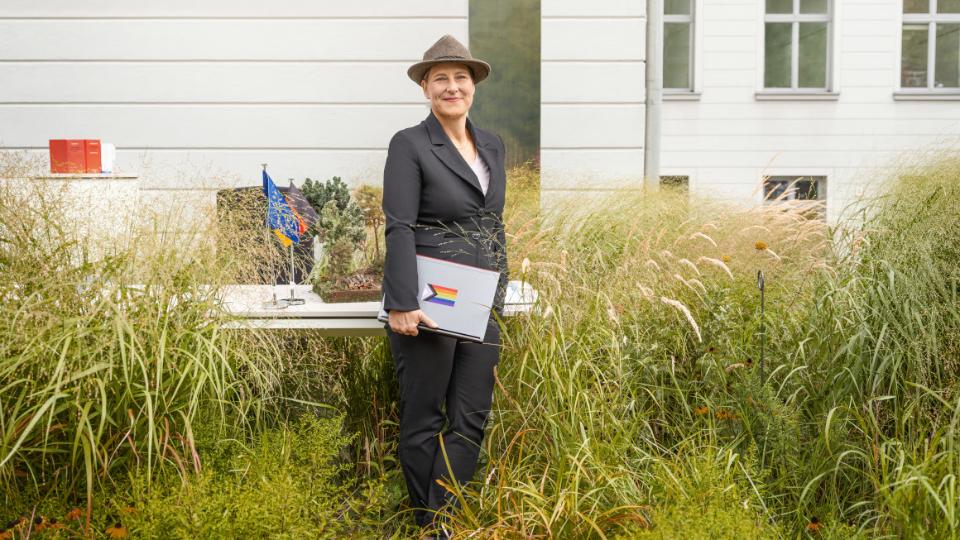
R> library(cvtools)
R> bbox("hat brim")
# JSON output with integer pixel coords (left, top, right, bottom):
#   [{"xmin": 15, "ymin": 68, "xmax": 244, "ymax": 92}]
[{"xmin": 407, "ymin": 59, "xmax": 491, "ymax": 85}]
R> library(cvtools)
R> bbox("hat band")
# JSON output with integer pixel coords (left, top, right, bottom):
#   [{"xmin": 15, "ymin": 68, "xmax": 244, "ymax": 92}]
[{"xmin": 433, "ymin": 55, "xmax": 468, "ymax": 60}]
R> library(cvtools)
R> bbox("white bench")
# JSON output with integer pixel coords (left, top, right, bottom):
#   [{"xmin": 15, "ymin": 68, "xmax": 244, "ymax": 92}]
[{"xmin": 218, "ymin": 280, "xmax": 539, "ymax": 335}]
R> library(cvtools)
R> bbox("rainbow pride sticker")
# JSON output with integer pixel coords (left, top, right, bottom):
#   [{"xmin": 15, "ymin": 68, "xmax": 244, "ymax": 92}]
[{"xmin": 422, "ymin": 283, "xmax": 458, "ymax": 307}]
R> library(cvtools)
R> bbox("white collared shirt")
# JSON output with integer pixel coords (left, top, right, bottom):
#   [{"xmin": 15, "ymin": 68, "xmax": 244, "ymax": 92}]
[{"xmin": 469, "ymin": 153, "xmax": 491, "ymax": 196}]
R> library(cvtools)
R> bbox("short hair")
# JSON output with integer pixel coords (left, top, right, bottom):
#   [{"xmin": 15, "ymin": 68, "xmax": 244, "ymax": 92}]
[{"xmin": 422, "ymin": 63, "xmax": 475, "ymax": 83}]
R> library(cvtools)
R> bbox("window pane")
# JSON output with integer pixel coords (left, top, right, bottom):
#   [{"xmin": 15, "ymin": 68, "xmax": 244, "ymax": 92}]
[
  {"xmin": 901, "ymin": 24, "xmax": 929, "ymax": 87},
  {"xmin": 800, "ymin": 0, "xmax": 828, "ymax": 14},
  {"xmin": 903, "ymin": 0, "xmax": 929, "ymax": 13},
  {"xmin": 766, "ymin": 0, "xmax": 793, "ymax": 14},
  {"xmin": 665, "ymin": 0, "xmax": 691, "ymax": 15},
  {"xmin": 664, "ymin": 22, "xmax": 691, "ymax": 89},
  {"xmin": 764, "ymin": 177, "xmax": 823, "ymax": 200},
  {"xmin": 660, "ymin": 175, "xmax": 689, "ymax": 190},
  {"xmin": 799, "ymin": 22, "xmax": 828, "ymax": 87},
  {"xmin": 935, "ymin": 23, "xmax": 960, "ymax": 87},
  {"xmin": 765, "ymin": 23, "xmax": 793, "ymax": 87},
  {"xmin": 938, "ymin": 0, "xmax": 960, "ymax": 13}
]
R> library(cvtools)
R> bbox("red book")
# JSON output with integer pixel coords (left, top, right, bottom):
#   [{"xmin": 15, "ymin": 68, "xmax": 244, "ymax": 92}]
[
  {"xmin": 49, "ymin": 139, "xmax": 85, "ymax": 173},
  {"xmin": 83, "ymin": 139, "xmax": 102, "ymax": 173}
]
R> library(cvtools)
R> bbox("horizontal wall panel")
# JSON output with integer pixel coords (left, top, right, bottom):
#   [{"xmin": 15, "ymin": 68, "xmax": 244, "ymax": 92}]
[
  {"xmin": 542, "ymin": 19, "xmax": 645, "ymax": 61},
  {"xmin": 0, "ymin": 0, "xmax": 467, "ymax": 18},
  {"xmin": 662, "ymin": 103, "xmax": 960, "ymax": 121},
  {"xmin": 541, "ymin": 104, "xmax": 645, "ymax": 148},
  {"xmin": 0, "ymin": 63, "xmax": 426, "ymax": 103},
  {"xmin": 700, "ymin": 36, "xmax": 757, "ymax": 53},
  {"xmin": 0, "ymin": 20, "xmax": 467, "ymax": 60},
  {"xmin": 10, "ymin": 148, "xmax": 390, "ymax": 190},
  {"xmin": 660, "ymin": 149, "xmax": 916, "ymax": 168},
  {"xmin": 700, "ymin": 69, "xmax": 755, "ymax": 87},
  {"xmin": 540, "ymin": 148, "xmax": 643, "ymax": 189},
  {"xmin": 0, "ymin": 105, "xmax": 432, "ymax": 147},
  {"xmin": 658, "ymin": 134, "xmax": 957, "ymax": 152},
  {"xmin": 541, "ymin": 62, "xmax": 644, "ymax": 103},
  {"xmin": 660, "ymin": 118, "xmax": 959, "ymax": 137},
  {"xmin": 542, "ymin": 0, "xmax": 644, "ymax": 18}
]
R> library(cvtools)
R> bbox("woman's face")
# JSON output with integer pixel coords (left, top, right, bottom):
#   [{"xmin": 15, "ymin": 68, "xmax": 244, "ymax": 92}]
[{"xmin": 421, "ymin": 62, "xmax": 475, "ymax": 119}]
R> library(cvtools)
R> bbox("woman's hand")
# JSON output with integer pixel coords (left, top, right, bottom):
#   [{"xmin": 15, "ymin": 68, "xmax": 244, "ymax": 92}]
[{"xmin": 388, "ymin": 309, "xmax": 439, "ymax": 336}]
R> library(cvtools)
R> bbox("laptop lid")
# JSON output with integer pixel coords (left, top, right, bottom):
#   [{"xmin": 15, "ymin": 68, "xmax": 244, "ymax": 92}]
[{"xmin": 378, "ymin": 254, "xmax": 501, "ymax": 343}]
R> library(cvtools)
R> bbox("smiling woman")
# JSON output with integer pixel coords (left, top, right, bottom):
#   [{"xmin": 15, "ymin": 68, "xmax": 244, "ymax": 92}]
[{"xmin": 380, "ymin": 34, "xmax": 509, "ymax": 537}]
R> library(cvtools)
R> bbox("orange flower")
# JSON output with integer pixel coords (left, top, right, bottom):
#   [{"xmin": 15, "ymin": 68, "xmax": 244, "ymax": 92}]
[
  {"xmin": 106, "ymin": 523, "xmax": 129, "ymax": 539},
  {"xmin": 715, "ymin": 409, "xmax": 738, "ymax": 421},
  {"xmin": 694, "ymin": 406, "xmax": 709, "ymax": 415},
  {"xmin": 754, "ymin": 241, "xmax": 768, "ymax": 251},
  {"xmin": 0, "ymin": 531, "xmax": 11, "ymax": 540},
  {"xmin": 66, "ymin": 508, "xmax": 83, "ymax": 521},
  {"xmin": 807, "ymin": 516, "xmax": 822, "ymax": 532},
  {"xmin": 46, "ymin": 518, "xmax": 65, "ymax": 530},
  {"xmin": 721, "ymin": 255, "xmax": 731, "ymax": 263}
]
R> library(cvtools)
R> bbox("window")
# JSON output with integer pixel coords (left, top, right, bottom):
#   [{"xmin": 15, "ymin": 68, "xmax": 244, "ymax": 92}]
[
  {"xmin": 763, "ymin": 0, "xmax": 833, "ymax": 90},
  {"xmin": 762, "ymin": 175, "xmax": 826, "ymax": 219},
  {"xmin": 664, "ymin": 0, "xmax": 695, "ymax": 91},
  {"xmin": 660, "ymin": 175, "xmax": 690, "ymax": 191},
  {"xmin": 900, "ymin": 0, "xmax": 960, "ymax": 90}
]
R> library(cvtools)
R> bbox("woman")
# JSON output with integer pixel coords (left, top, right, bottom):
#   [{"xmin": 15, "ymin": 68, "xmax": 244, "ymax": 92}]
[{"xmin": 381, "ymin": 34, "xmax": 509, "ymax": 536}]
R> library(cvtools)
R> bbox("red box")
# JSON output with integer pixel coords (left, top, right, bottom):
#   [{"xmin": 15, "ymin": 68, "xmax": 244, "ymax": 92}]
[
  {"xmin": 83, "ymin": 139, "xmax": 101, "ymax": 173},
  {"xmin": 49, "ymin": 139, "xmax": 86, "ymax": 173}
]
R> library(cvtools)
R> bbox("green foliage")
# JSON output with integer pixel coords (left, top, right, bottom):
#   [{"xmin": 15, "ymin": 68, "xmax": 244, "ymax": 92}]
[
  {"xmin": 300, "ymin": 176, "xmax": 365, "ymax": 244},
  {"xmin": 5, "ymin": 150, "xmax": 960, "ymax": 538},
  {"xmin": 125, "ymin": 414, "xmax": 368, "ymax": 539},
  {"xmin": 622, "ymin": 450, "xmax": 782, "ymax": 539},
  {"xmin": 470, "ymin": 0, "xmax": 540, "ymax": 168},
  {"xmin": 300, "ymin": 177, "xmax": 366, "ymax": 292},
  {"xmin": 353, "ymin": 184, "xmax": 385, "ymax": 268},
  {"xmin": 0, "ymin": 177, "xmax": 278, "ymax": 508}
]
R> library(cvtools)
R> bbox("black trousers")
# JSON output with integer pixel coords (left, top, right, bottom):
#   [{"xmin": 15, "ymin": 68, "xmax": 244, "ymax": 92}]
[{"xmin": 385, "ymin": 317, "xmax": 501, "ymax": 528}]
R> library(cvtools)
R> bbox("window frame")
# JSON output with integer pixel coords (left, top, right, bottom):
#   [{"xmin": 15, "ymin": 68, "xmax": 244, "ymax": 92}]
[
  {"xmin": 756, "ymin": 0, "xmax": 840, "ymax": 100},
  {"xmin": 760, "ymin": 173, "xmax": 829, "ymax": 220},
  {"xmin": 663, "ymin": 0, "xmax": 704, "ymax": 101},
  {"xmin": 895, "ymin": 0, "xmax": 960, "ymax": 98}
]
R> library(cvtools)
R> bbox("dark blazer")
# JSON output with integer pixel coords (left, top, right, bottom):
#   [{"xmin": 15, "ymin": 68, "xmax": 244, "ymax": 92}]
[{"xmin": 381, "ymin": 109, "xmax": 509, "ymax": 317}]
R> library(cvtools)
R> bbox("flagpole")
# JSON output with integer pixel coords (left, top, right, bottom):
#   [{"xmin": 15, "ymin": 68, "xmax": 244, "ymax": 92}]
[
  {"xmin": 283, "ymin": 242, "xmax": 305, "ymax": 305},
  {"xmin": 261, "ymin": 163, "xmax": 289, "ymax": 310}
]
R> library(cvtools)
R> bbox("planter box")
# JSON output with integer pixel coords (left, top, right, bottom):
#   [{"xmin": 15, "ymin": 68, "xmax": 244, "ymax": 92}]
[{"xmin": 318, "ymin": 287, "xmax": 382, "ymax": 303}]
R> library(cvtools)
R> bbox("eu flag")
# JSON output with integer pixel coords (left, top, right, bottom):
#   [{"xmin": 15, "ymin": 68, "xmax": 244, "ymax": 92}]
[{"xmin": 262, "ymin": 169, "xmax": 302, "ymax": 247}]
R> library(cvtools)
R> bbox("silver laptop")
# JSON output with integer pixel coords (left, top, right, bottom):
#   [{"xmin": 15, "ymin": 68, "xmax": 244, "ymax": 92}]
[{"xmin": 378, "ymin": 254, "xmax": 501, "ymax": 343}]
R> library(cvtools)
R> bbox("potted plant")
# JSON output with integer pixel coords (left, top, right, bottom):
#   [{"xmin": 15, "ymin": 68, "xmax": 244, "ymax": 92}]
[{"xmin": 302, "ymin": 177, "xmax": 383, "ymax": 302}]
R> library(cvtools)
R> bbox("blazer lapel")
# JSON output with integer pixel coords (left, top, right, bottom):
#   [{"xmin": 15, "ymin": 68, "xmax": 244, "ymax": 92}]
[{"xmin": 425, "ymin": 110, "xmax": 486, "ymax": 198}]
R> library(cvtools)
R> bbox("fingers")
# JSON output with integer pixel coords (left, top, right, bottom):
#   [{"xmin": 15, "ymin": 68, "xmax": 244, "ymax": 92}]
[
  {"xmin": 389, "ymin": 310, "xmax": 421, "ymax": 336},
  {"xmin": 419, "ymin": 312, "xmax": 439, "ymax": 329}
]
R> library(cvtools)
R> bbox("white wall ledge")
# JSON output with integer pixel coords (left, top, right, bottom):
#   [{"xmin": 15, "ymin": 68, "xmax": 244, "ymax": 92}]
[
  {"xmin": 663, "ymin": 91, "xmax": 702, "ymax": 101},
  {"xmin": 754, "ymin": 91, "xmax": 840, "ymax": 101},
  {"xmin": 893, "ymin": 91, "xmax": 960, "ymax": 101}
]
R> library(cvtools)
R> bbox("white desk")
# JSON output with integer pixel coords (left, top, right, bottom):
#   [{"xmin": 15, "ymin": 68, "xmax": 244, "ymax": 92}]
[{"xmin": 218, "ymin": 281, "xmax": 539, "ymax": 335}]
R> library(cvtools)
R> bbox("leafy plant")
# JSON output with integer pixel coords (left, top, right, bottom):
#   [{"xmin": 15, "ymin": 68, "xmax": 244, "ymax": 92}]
[{"xmin": 353, "ymin": 184, "xmax": 385, "ymax": 269}]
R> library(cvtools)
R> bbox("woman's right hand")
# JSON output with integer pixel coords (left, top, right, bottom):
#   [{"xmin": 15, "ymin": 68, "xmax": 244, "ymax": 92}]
[{"xmin": 387, "ymin": 309, "xmax": 439, "ymax": 336}]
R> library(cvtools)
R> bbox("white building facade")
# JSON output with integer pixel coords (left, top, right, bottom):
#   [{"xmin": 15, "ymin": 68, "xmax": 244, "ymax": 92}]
[
  {"xmin": 1, "ymin": 1, "xmax": 959, "ymax": 227},
  {"xmin": 541, "ymin": 0, "xmax": 960, "ymax": 223}
]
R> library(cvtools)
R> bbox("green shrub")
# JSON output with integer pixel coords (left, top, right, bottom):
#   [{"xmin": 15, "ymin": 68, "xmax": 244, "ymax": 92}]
[{"xmin": 126, "ymin": 414, "xmax": 363, "ymax": 538}]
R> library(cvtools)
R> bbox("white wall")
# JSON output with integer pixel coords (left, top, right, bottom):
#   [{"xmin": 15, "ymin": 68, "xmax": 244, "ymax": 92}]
[
  {"xmin": 540, "ymin": 0, "xmax": 960, "ymax": 222},
  {"xmin": 661, "ymin": 0, "xmax": 960, "ymax": 223},
  {"xmin": 540, "ymin": 0, "xmax": 647, "ymax": 206},
  {"xmin": 0, "ymin": 1, "xmax": 463, "ymax": 230}
]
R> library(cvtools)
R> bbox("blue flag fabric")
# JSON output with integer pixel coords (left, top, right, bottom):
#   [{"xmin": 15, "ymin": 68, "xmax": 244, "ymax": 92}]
[{"xmin": 262, "ymin": 169, "xmax": 301, "ymax": 247}]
